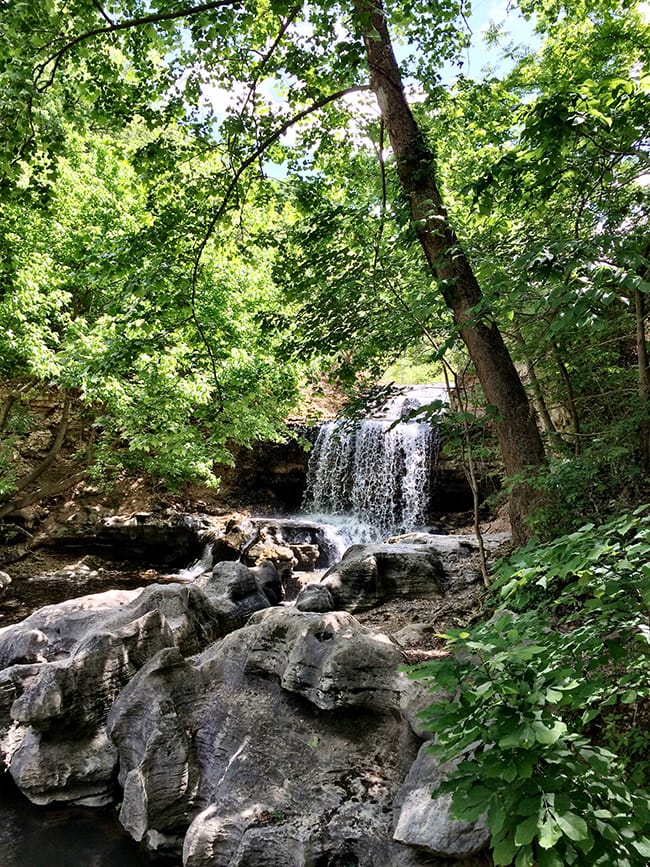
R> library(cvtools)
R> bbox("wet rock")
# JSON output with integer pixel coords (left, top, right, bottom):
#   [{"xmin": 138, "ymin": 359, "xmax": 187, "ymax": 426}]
[
  {"xmin": 211, "ymin": 516, "xmax": 256, "ymax": 562},
  {"xmin": 97, "ymin": 513, "xmax": 204, "ymax": 566},
  {"xmin": 211, "ymin": 518, "xmax": 340, "ymax": 574},
  {"xmin": 242, "ymin": 526, "xmax": 297, "ymax": 575}
]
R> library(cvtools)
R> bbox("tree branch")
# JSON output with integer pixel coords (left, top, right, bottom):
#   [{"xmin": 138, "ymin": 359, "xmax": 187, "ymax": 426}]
[
  {"xmin": 189, "ymin": 84, "xmax": 372, "ymax": 400},
  {"xmin": 0, "ymin": 395, "xmax": 17, "ymax": 433},
  {"xmin": 2, "ymin": 397, "xmax": 71, "ymax": 501},
  {"xmin": 239, "ymin": 4, "xmax": 303, "ymax": 119},
  {"xmin": 0, "ymin": 471, "xmax": 88, "ymax": 521},
  {"xmin": 34, "ymin": 0, "xmax": 242, "ymax": 91},
  {"xmin": 90, "ymin": 0, "xmax": 114, "ymax": 26}
]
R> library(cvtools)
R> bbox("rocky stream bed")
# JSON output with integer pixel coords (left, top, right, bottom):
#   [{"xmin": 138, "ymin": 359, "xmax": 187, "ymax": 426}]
[{"xmin": 0, "ymin": 511, "xmax": 508, "ymax": 866}]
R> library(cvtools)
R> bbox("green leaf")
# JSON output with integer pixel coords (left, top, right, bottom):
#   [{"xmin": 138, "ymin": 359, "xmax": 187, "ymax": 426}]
[
  {"xmin": 632, "ymin": 838, "xmax": 650, "ymax": 857},
  {"xmin": 538, "ymin": 815, "xmax": 563, "ymax": 849},
  {"xmin": 487, "ymin": 799, "xmax": 507, "ymax": 834},
  {"xmin": 532, "ymin": 720, "xmax": 567, "ymax": 745},
  {"xmin": 492, "ymin": 834, "xmax": 518, "ymax": 865},
  {"xmin": 515, "ymin": 845, "xmax": 535, "ymax": 867},
  {"xmin": 536, "ymin": 847, "xmax": 565, "ymax": 867},
  {"xmin": 514, "ymin": 814, "xmax": 539, "ymax": 846},
  {"xmin": 554, "ymin": 810, "xmax": 589, "ymax": 842}
]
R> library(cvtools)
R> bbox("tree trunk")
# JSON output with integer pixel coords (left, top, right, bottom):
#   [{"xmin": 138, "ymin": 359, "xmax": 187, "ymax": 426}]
[
  {"xmin": 634, "ymin": 286, "xmax": 650, "ymax": 471},
  {"xmin": 551, "ymin": 340, "xmax": 582, "ymax": 456},
  {"xmin": 512, "ymin": 323, "xmax": 570, "ymax": 455},
  {"xmin": 355, "ymin": 0, "xmax": 545, "ymax": 542}
]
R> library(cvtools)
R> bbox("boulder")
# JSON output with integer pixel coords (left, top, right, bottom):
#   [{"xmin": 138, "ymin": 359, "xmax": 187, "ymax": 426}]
[
  {"xmin": 388, "ymin": 532, "xmax": 511, "ymax": 589},
  {"xmin": 0, "ymin": 564, "xmax": 278, "ymax": 806},
  {"xmin": 294, "ymin": 583, "xmax": 333, "ymax": 612},
  {"xmin": 211, "ymin": 518, "xmax": 342, "ymax": 574},
  {"xmin": 107, "ymin": 607, "xmax": 431, "ymax": 864},
  {"xmin": 319, "ymin": 543, "xmax": 445, "ymax": 613},
  {"xmin": 393, "ymin": 742, "xmax": 490, "ymax": 858},
  {"xmin": 96, "ymin": 513, "xmax": 204, "ymax": 566}
]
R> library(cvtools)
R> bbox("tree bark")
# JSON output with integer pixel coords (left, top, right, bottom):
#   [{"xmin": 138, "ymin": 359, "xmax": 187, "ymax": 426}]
[
  {"xmin": 634, "ymin": 286, "xmax": 650, "ymax": 471},
  {"xmin": 551, "ymin": 340, "xmax": 582, "ymax": 456},
  {"xmin": 512, "ymin": 323, "xmax": 570, "ymax": 455},
  {"xmin": 355, "ymin": 0, "xmax": 545, "ymax": 543}
]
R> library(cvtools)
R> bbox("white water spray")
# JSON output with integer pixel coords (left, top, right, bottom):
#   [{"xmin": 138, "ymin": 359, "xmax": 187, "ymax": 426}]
[{"xmin": 302, "ymin": 385, "xmax": 446, "ymax": 541}]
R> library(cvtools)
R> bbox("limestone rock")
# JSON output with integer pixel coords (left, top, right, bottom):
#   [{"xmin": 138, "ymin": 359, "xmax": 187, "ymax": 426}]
[
  {"xmin": 197, "ymin": 560, "xmax": 283, "ymax": 626},
  {"xmin": 211, "ymin": 518, "xmax": 341, "ymax": 574},
  {"xmin": 388, "ymin": 532, "xmax": 511, "ymax": 588},
  {"xmin": 320, "ymin": 543, "xmax": 445, "ymax": 613},
  {"xmin": 97, "ymin": 512, "xmax": 204, "ymax": 566},
  {"xmin": 0, "ymin": 567, "xmax": 277, "ymax": 805},
  {"xmin": 107, "ymin": 607, "xmax": 422, "ymax": 864},
  {"xmin": 393, "ymin": 742, "xmax": 489, "ymax": 858},
  {"xmin": 294, "ymin": 582, "xmax": 334, "ymax": 612}
]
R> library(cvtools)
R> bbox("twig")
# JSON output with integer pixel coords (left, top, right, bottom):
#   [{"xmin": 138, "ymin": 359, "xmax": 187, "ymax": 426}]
[{"xmin": 34, "ymin": 0, "xmax": 242, "ymax": 91}]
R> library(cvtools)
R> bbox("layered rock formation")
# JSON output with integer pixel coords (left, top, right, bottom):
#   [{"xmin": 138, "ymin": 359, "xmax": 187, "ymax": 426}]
[{"xmin": 0, "ymin": 528, "xmax": 497, "ymax": 866}]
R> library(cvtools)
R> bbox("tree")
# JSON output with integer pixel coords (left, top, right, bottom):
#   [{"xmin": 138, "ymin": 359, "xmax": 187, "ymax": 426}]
[
  {"xmin": 416, "ymin": 0, "xmax": 649, "ymax": 533},
  {"xmin": 3, "ymin": 0, "xmax": 645, "ymax": 536},
  {"xmin": 353, "ymin": 0, "xmax": 545, "ymax": 541}
]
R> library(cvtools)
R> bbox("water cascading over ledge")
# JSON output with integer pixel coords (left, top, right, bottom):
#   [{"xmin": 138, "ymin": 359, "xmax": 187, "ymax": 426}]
[{"xmin": 302, "ymin": 385, "xmax": 446, "ymax": 541}]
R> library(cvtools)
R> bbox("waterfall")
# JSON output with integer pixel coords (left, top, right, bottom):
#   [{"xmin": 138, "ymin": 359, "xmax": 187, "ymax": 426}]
[{"xmin": 302, "ymin": 385, "xmax": 446, "ymax": 542}]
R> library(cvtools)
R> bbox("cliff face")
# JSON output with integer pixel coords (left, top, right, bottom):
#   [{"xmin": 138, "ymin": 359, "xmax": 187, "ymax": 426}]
[{"xmin": 0, "ymin": 386, "xmax": 484, "ymax": 563}]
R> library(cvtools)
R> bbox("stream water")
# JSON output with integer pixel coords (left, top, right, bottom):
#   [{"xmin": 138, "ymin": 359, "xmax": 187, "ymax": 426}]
[{"xmin": 0, "ymin": 774, "xmax": 174, "ymax": 867}]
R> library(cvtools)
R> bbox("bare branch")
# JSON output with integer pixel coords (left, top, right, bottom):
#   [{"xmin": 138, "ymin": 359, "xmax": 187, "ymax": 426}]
[
  {"xmin": 35, "ymin": 0, "xmax": 242, "ymax": 91},
  {"xmin": 239, "ymin": 5, "xmax": 303, "ymax": 119},
  {"xmin": 0, "ymin": 471, "xmax": 88, "ymax": 520},
  {"xmin": 189, "ymin": 84, "xmax": 372, "ymax": 400},
  {"xmin": 2, "ymin": 397, "xmax": 71, "ymax": 500},
  {"xmin": 90, "ymin": 0, "xmax": 114, "ymax": 25},
  {"xmin": 0, "ymin": 395, "xmax": 17, "ymax": 432}
]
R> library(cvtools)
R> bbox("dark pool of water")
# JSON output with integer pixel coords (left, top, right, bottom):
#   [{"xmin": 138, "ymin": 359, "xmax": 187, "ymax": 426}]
[
  {"xmin": 0, "ymin": 775, "xmax": 180, "ymax": 866},
  {"xmin": 0, "ymin": 550, "xmax": 188, "ymax": 865},
  {"xmin": 0, "ymin": 550, "xmax": 179, "ymax": 626}
]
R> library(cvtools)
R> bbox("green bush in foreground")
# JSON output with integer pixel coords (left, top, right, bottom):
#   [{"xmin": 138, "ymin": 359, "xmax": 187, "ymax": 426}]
[{"xmin": 412, "ymin": 508, "xmax": 650, "ymax": 866}]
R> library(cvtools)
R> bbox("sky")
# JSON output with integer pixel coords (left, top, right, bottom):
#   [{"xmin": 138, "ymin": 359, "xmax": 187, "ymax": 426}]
[{"xmin": 439, "ymin": 0, "xmax": 539, "ymax": 83}]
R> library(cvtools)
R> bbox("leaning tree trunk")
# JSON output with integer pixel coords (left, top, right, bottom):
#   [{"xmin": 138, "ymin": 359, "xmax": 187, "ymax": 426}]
[{"xmin": 355, "ymin": 0, "xmax": 545, "ymax": 543}]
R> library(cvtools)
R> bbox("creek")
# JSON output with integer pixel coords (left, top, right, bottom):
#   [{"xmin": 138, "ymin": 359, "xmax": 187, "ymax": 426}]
[
  {"xmin": 0, "ymin": 384, "xmax": 448, "ymax": 866},
  {"xmin": 0, "ymin": 774, "xmax": 168, "ymax": 867}
]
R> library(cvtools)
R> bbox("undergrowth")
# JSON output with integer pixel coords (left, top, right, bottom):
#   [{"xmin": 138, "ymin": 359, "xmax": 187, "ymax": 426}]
[{"xmin": 411, "ymin": 506, "xmax": 650, "ymax": 866}]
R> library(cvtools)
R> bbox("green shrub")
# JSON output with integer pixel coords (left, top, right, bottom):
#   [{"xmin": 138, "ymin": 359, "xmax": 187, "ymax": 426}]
[{"xmin": 411, "ymin": 508, "xmax": 650, "ymax": 866}]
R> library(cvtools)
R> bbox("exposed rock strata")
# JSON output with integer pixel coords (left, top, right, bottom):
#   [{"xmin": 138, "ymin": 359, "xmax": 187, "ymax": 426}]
[{"xmin": 0, "ymin": 531, "xmax": 496, "ymax": 865}]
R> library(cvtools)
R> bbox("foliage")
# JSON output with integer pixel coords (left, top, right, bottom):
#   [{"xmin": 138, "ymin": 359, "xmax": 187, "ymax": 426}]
[
  {"xmin": 412, "ymin": 508, "xmax": 650, "ymax": 866},
  {"xmin": 0, "ymin": 122, "xmax": 303, "ymax": 489},
  {"xmin": 0, "ymin": 0, "xmax": 648, "ymax": 512},
  {"xmin": 527, "ymin": 427, "xmax": 648, "ymax": 537}
]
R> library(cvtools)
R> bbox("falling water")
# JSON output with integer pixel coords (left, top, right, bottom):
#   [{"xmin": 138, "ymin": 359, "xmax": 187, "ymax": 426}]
[{"xmin": 302, "ymin": 385, "xmax": 446, "ymax": 541}]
